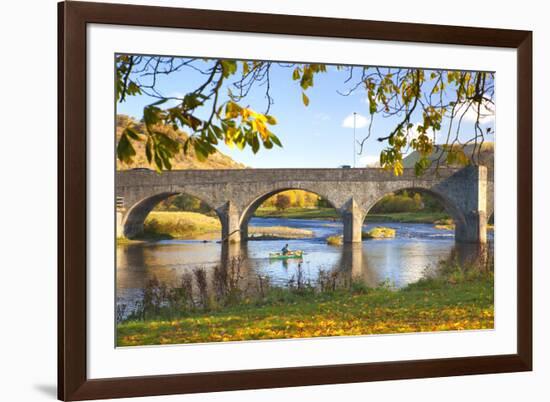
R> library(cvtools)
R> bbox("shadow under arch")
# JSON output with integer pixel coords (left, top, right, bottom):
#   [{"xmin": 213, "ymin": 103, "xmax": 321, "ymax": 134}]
[
  {"xmin": 239, "ymin": 187, "xmax": 342, "ymax": 240},
  {"xmin": 363, "ymin": 187, "xmax": 467, "ymax": 236},
  {"xmin": 122, "ymin": 191, "xmax": 222, "ymax": 239}
]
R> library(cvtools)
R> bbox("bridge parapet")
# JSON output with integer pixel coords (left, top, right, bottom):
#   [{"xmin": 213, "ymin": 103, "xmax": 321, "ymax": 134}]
[{"xmin": 116, "ymin": 166, "xmax": 492, "ymax": 243}]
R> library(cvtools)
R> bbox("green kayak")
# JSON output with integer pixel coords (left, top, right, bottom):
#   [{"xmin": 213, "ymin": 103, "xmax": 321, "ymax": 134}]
[{"xmin": 268, "ymin": 250, "xmax": 304, "ymax": 259}]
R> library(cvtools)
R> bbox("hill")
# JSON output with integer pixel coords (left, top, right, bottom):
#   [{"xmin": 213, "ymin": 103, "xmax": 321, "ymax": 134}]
[
  {"xmin": 402, "ymin": 142, "xmax": 494, "ymax": 169},
  {"xmin": 116, "ymin": 115, "xmax": 246, "ymax": 170}
]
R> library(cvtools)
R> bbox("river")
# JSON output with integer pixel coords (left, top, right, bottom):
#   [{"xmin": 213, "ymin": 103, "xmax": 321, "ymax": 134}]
[{"xmin": 117, "ymin": 217, "xmax": 493, "ymax": 314}]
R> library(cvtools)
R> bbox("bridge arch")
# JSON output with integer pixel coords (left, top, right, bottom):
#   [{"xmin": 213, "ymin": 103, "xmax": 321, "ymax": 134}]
[
  {"xmin": 362, "ymin": 187, "xmax": 467, "ymax": 239},
  {"xmin": 239, "ymin": 187, "xmax": 342, "ymax": 240},
  {"xmin": 117, "ymin": 166, "xmax": 491, "ymax": 244},
  {"xmin": 121, "ymin": 191, "xmax": 222, "ymax": 239}
]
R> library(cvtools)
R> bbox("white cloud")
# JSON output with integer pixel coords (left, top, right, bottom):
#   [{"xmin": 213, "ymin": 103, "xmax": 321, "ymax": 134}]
[
  {"xmin": 358, "ymin": 154, "xmax": 380, "ymax": 167},
  {"xmin": 342, "ymin": 113, "xmax": 369, "ymax": 129},
  {"xmin": 404, "ymin": 122, "xmax": 423, "ymax": 140},
  {"xmin": 459, "ymin": 103, "xmax": 495, "ymax": 124}
]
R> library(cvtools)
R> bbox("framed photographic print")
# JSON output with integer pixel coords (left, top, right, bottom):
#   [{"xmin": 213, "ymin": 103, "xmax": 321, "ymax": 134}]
[{"xmin": 58, "ymin": 1, "xmax": 532, "ymax": 400}]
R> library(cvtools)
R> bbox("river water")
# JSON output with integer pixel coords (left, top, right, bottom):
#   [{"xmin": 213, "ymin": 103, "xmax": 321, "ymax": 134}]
[{"xmin": 117, "ymin": 217, "xmax": 493, "ymax": 313}]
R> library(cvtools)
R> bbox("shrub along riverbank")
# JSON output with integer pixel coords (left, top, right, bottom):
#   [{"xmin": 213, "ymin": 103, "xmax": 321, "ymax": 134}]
[{"xmin": 117, "ymin": 257, "xmax": 494, "ymax": 346}]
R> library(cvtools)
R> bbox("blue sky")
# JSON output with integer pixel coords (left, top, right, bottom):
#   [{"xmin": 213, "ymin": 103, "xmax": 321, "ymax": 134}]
[{"xmin": 117, "ymin": 58, "xmax": 495, "ymax": 168}]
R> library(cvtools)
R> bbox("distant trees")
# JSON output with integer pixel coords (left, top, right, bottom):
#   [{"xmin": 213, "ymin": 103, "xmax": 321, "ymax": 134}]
[
  {"xmin": 154, "ymin": 194, "xmax": 213, "ymax": 214},
  {"xmin": 413, "ymin": 193, "xmax": 423, "ymax": 209},
  {"xmin": 316, "ymin": 197, "xmax": 332, "ymax": 208},
  {"xmin": 262, "ymin": 190, "xmax": 322, "ymax": 209},
  {"xmin": 370, "ymin": 190, "xmax": 443, "ymax": 214},
  {"xmin": 154, "ymin": 189, "xmax": 443, "ymax": 217},
  {"xmin": 155, "ymin": 190, "xmax": 333, "ymax": 215},
  {"xmin": 275, "ymin": 194, "xmax": 291, "ymax": 211}
]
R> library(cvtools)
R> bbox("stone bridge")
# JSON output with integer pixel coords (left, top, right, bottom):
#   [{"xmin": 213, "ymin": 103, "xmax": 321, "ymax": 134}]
[{"xmin": 116, "ymin": 166, "xmax": 493, "ymax": 243}]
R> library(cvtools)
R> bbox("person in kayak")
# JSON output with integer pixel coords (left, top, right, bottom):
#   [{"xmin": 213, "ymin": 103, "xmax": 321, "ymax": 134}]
[{"xmin": 281, "ymin": 243, "xmax": 290, "ymax": 255}]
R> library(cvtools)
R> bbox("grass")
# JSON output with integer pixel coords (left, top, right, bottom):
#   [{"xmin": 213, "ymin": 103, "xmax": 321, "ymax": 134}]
[
  {"xmin": 116, "ymin": 236, "xmax": 146, "ymax": 245},
  {"xmin": 366, "ymin": 211, "xmax": 450, "ymax": 223},
  {"xmin": 432, "ymin": 219, "xmax": 495, "ymax": 232},
  {"xmin": 117, "ymin": 259, "xmax": 494, "ymax": 346},
  {"xmin": 248, "ymin": 226, "xmax": 313, "ymax": 240},
  {"xmin": 140, "ymin": 211, "xmax": 314, "ymax": 240},
  {"xmin": 135, "ymin": 210, "xmax": 451, "ymax": 243},
  {"xmin": 256, "ymin": 208, "xmax": 450, "ymax": 224},
  {"xmin": 117, "ymin": 277, "xmax": 493, "ymax": 346},
  {"xmin": 326, "ymin": 227, "xmax": 397, "ymax": 245},
  {"xmin": 434, "ymin": 218, "xmax": 455, "ymax": 231},
  {"xmin": 363, "ymin": 227, "xmax": 396, "ymax": 239},
  {"xmin": 145, "ymin": 211, "xmax": 221, "ymax": 239},
  {"xmin": 255, "ymin": 207, "xmax": 339, "ymax": 220}
]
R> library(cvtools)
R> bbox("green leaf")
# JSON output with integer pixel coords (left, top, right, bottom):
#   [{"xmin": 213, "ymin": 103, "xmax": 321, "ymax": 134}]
[
  {"xmin": 211, "ymin": 124, "xmax": 224, "ymax": 139},
  {"xmin": 265, "ymin": 115, "xmax": 277, "ymax": 125},
  {"xmin": 150, "ymin": 98, "xmax": 169, "ymax": 107},
  {"xmin": 126, "ymin": 81, "xmax": 142, "ymax": 96},
  {"xmin": 145, "ymin": 137, "xmax": 153, "ymax": 163},
  {"xmin": 153, "ymin": 152, "xmax": 163, "ymax": 172},
  {"xmin": 251, "ymin": 135, "xmax": 260, "ymax": 153},
  {"xmin": 414, "ymin": 157, "xmax": 431, "ymax": 176},
  {"xmin": 270, "ymin": 133, "xmax": 282, "ymax": 147},
  {"xmin": 117, "ymin": 132, "xmax": 136, "ymax": 164},
  {"xmin": 193, "ymin": 140, "xmax": 208, "ymax": 161},
  {"xmin": 183, "ymin": 93, "xmax": 204, "ymax": 110},
  {"xmin": 124, "ymin": 127, "xmax": 141, "ymax": 141},
  {"xmin": 207, "ymin": 127, "xmax": 219, "ymax": 145},
  {"xmin": 221, "ymin": 60, "xmax": 237, "ymax": 77},
  {"xmin": 143, "ymin": 105, "xmax": 163, "ymax": 128},
  {"xmin": 154, "ymin": 131, "xmax": 180, "ymax": 154}
]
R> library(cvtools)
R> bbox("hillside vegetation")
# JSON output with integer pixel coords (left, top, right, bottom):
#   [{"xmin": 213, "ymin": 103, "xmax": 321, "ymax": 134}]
[
  {"xmin": 116, "ymin": 115, "xmax": 246, "ymax": 170},
  {"xmin": 402, "ymin": 142, "xmax": 494, "ymax": 169}
]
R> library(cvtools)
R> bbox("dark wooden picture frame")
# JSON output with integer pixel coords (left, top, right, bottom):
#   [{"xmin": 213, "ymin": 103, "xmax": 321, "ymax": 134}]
[{"xmin": 58, "ymin": 1, "xmax": 532, "ymax": 400}]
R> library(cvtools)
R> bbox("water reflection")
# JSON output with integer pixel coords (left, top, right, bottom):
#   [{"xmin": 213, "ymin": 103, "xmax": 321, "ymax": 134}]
[{"xmin": 117, "ymin": 221, "xmax": 493, "ymax": 314}]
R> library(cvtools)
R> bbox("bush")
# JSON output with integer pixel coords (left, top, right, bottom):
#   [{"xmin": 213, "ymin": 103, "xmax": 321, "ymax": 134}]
[
  {"xmin": 275, "ymin": 194, "xmax": 291, "ymax": 211},
  {"xmin": 363, "ymin": 227, "xmax": 396, "ymax": 239},
  {"xmin": 369, "ymin": 190, "xmax": 445, "ymax": 214},
  {"xmin": 326, "ymin": 235, "xmax": 343, "ymax": 246}
]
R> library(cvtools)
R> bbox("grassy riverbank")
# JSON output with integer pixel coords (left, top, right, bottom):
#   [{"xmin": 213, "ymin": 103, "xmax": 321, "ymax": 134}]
[
  {"xmin": 255, "ymin": 207, "xmax": 340, "ymax": 220},
  {"xmin": 366, "ymin": 211, "xmax": 450, "ymax": 223},
  {"xmin": 255, "ymin": 207, "xmax": 449, "ymax": 223},
  {"xmin": 144, "ymin": 211, "xmax": 221, "ymax": 239},
  {"xmin": 121, "ymin": 209, "xmax": 451, "ymax": 245},
  {"xmin": 248, "ymin": 226, "xmax": 313, "ymax": 240},
  {"xmin": 123, "ymin": 211, "xmax": 314, "ymax": 242},
  {"xmin": 117, "ymin": 262, "xmax": 493, "ymax": 346}
]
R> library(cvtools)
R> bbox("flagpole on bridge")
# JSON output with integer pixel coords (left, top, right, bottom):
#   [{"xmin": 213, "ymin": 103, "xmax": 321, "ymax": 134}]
[{"xmin": 353, "ymin": 112, "xmax": 357, "ymax": 168}]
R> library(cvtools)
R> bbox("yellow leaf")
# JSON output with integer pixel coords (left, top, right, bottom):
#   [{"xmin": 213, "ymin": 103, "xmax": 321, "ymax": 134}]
[
  {"xmin": 240, "ymin": 108, "xmax": 251, "ymax": 121},
  {"xmin": 393, "ymin": 160, "xmax": 404, "ymax": 176},
  {"xmin": 302, "ymin": 92, "xmax": 309, "ymax": 106}
]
